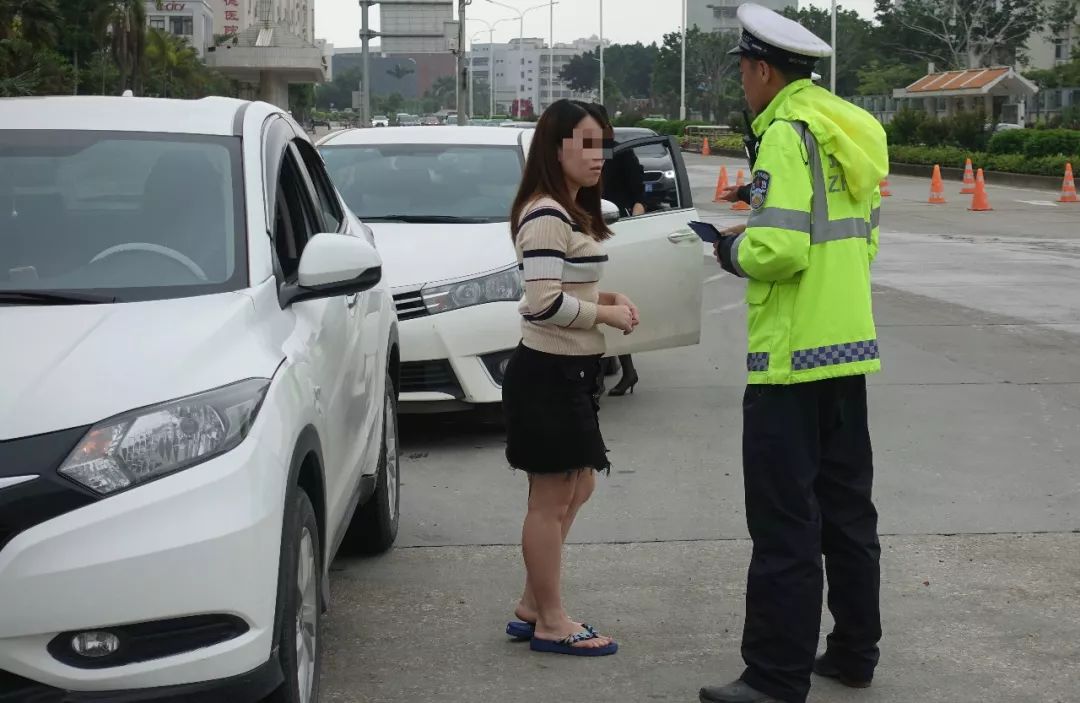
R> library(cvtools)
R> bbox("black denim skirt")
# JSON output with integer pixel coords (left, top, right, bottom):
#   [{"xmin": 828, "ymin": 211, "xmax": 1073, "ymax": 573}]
[{"xmin": 502, "ymin": 343, "xmax": 610, "ymax": 474}]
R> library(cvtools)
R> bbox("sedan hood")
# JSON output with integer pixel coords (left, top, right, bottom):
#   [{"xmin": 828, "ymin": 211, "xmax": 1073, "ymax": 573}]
[
  {"xmin": 368, "ymin": 221, "xmax": 517, "ymax": 290},
  {"xmin": 0, "ymin": 293, "xmax": 281, "ymax": 440}
]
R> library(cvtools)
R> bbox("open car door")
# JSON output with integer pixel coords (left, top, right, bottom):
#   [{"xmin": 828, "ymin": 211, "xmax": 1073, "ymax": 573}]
[{"xmin": 601, "ymin": 135, "xmax": 703, "ymax": 356}]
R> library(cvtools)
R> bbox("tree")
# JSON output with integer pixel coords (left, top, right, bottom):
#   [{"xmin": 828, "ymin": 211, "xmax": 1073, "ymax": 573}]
[
  {"xmin": 424, "ymin": 75, "xmax": 456, "ymax": 111},
  {"xmin": 93, "ymin": 0, "xmax": 145, "ymax": 94},
  {"xmin": 145, "ymin": 28, "xmax": 192, "ymax": 97},
  {"xmin": 386, "ymin": 62, "xmax": 415, "ymax": 81},
  {"xmin": 856, "ymin": 60, "xmax": 924, "ymax": 95},
  {"xmin": 0, "ymin": 0, "xmax": 62, "ymax": 46},
  {"xmin": 782, "ymin": 6, "xmax": 880, "ymax": 96},
  {"xmin": 560, "ymin": 50, "xmax": 598, "ymax": 92},
  {"xmin": 652, "ymin": 27, "xmax": 741, "ymax": 121},
  {"xmin": 875, "ymin": 0, "xmax": 1047, "ymax": 69},
  {"xmin": 560, "ymin": 43, "xmax": 657, "ymax": 101}
]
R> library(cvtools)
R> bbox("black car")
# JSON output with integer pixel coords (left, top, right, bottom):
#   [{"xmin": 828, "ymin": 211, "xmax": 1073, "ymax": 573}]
[{"xmin": 613, "ymin": 127, "xmax": 677, "ymax": 210}]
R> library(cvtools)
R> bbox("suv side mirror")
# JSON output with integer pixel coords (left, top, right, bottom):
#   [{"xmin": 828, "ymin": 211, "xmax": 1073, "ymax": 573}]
[
  {"xmin": 280, "ymin": 232, "xmax": 382, "ymax": 307},
  {"xmin": 601, "ymin": 199, "xmax": 620, "ymax": 225}
]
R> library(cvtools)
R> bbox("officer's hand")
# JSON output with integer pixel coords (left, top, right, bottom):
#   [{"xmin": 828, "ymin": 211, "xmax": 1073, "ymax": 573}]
[
  {"xmin": 718, "ymin": 186, "xmax": 741, "ymax": 203},
  {"xmin": 723, "ymin": 224, "xmax": 747, "ymax": 236}
]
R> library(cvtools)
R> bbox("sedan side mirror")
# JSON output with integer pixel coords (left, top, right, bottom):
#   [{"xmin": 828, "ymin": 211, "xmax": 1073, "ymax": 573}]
[
  {"xmin": 601, "ymin": 199, "xmax": 620, "ymax": 225},
  {"xmin": 280, "ymin": 232, "xmax": 382, "ymax": 307}
]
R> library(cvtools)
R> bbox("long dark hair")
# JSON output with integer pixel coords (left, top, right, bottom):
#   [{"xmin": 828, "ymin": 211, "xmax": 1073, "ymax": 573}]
[{"xmin": 511, "ymin": 99, "xmax": 612, "ymax": 242}]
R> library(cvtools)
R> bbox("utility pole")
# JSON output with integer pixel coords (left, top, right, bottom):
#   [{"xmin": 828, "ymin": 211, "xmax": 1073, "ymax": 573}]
[
  {"xmin": 830, "ymin": 0, "xmax": 837, "ymax": 94},
  {"xmin": 458, "ymin": 0, "xmax": 468, "ymax": 124},
  {"xmin": 598, "ymin": 0, "xmax": 604, "ymax": 106},
  {"xmin": 360, "ymin": 0, "xmax": 373, "ymax": 126},
  {"xmin": 548, "ymin": 3, "xmax": 554, "ymax": 111},
  {"xmin": 679, "ymin": 0, "xmax": 686, "ymax": 120}
]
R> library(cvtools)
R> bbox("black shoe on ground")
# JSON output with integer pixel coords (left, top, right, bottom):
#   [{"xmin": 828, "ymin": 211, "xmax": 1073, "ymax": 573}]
[
  {"xmin": 699, "ymin": 680, "xmax": 782, "ymax": 703},
  {"xmin": 813, "ymin": 654, "xmax": 873, "ymax": 689}
]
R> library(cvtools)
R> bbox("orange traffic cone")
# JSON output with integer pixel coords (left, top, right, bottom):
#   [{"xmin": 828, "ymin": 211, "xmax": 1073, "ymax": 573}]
[
  {"xmin": 713, "ymin": 166, "xmax": 730, "ymax": 202},
  {"xmin": 1059, "ymin": 163, "xmax": 1078, "ymax": 203},
  {"xmin": 968, "ymin": 168, "xmax": 992, "ymax": 211},
  {"xmin": 702, "ymin": 137, "xmax": 711, "ymax": 156},
  {"xmin": 879, "ymin": 177, "xmax": 892, "ymax": 197},
  {"xmin": 732, "ymin": 170, "xmax": 751, "ymax": 211},
  {"xmin": 928, "ymin": 164, "xmax": 946, "ymax": 204},
  {"xmin": 960, "ymin": 158, "xmax": 976, "ymax": 194}
]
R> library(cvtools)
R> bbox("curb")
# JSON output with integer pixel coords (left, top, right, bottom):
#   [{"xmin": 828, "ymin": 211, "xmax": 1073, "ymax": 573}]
[
  {"xmin": 888, "ymin": 162, "xmax": 1061, "ymax": 191},
  {"xmin": 685, "ymin": 149, "xmax": 1065, "ymax": 192}
]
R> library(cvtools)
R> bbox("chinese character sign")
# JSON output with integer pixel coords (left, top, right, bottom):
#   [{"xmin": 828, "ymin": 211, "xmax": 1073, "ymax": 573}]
[{"xmin": 215, "ymin": 0, "xmax": 243, "ymax": 35}]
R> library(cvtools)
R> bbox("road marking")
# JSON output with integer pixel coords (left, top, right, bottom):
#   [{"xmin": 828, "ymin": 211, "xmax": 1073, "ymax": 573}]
[{"xmin": 1016, "ymin": 200, "xmax": 1059, "ymax": 207}]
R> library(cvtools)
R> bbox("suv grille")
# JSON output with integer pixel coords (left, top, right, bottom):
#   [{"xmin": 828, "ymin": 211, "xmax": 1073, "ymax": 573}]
[
  {"xmin": 400, "ymin": 360, "xmax": 464, "ymax": 398},
  {"xmin": 393, "ymin": 289, "xmax": 428, "ymax": 321}
]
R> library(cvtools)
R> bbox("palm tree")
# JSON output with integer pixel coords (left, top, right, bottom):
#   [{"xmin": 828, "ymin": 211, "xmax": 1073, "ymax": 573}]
[
  {"xmin": 0, "ymin": 0, "xmax": 61, "ymax": 46},
  {"xmin": 93, "ymin": 0, "xmax": 145, "ymax": 94}
]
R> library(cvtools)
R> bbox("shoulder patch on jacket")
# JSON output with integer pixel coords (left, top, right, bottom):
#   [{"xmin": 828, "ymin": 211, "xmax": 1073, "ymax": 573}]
[{"xmin": 750, "ymin": 170, "xmax": 770, "ymax": 210}]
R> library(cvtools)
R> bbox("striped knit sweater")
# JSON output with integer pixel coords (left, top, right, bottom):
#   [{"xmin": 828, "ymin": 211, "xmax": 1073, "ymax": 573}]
[{"xmin": 515, "ymin": 197, "xmax": 608, "ymax": 356}]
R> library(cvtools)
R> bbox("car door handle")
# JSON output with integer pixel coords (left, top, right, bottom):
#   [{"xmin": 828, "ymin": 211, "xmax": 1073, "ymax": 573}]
[
  {"xmin": 668, "ymin": 231, "xmax": 699, "ymax": 243},
  {"xmin": 346, "ymin": 293, "xmax": 359, "ymax": 308}
]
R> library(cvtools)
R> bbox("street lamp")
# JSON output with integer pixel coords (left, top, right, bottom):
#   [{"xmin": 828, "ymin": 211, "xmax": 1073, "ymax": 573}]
[
  {"xmin": 466, "ymin": 16, "xmax": 516, "ymax": 118},
  {"xmin": 485, "ymin": 0, "xmax": 559, "ymax": 117}
]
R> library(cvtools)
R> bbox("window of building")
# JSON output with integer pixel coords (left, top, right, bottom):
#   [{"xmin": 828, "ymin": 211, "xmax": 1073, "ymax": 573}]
[
  {"xmin": 169, "ymin": 15, "xmax": 194, "ymax": 35},
  {"xmin": 149, "ymin": 16, "xmax": 165, "ymax": 30},
  {"xmin": 1054, "ymin": 38, "xmax": 1070, "ymax": 61},
  {"xmin": 712, "ymin": 6, "xmax": 737, "ymax": 19}
]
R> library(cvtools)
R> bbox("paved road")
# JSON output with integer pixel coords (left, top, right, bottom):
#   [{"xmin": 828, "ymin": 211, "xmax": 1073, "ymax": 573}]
[{"xmin": 320, "ymin": 153, "xmax": 1080, "ymax": 702}]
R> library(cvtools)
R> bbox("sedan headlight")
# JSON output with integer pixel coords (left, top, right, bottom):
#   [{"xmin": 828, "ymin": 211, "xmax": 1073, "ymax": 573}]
[
  {"xmin": 662, "ymin": 170, "xmax": 676, "ymax": 180},
  {"xmin": 421, "ymin": 265, "xmax": 524, "ymax": 315},
  {"xmin": 59, "ymin": 379, "xmax": 270, "ymax": 495}
]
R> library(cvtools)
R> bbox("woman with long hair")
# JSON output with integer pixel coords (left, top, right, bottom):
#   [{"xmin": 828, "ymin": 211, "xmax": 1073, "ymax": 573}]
[{"xmin": 501, "ymin": 99, "xmax": 638, "ymax": 656}]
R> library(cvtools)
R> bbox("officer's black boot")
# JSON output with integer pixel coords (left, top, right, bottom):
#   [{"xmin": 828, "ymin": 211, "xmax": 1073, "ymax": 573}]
[
  {"xmin": 813, "ymin": 653, "xmax": 873, "ymax": 689},
  {"xmin": 698, "ymin": 680, "xmax": 783, "ymax": 703}
]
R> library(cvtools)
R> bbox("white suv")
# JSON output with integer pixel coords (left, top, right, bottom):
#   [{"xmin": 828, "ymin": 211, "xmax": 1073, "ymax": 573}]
[{"xmin": 0, "ymin": 96, "xmax": 400, "ymax": 702}]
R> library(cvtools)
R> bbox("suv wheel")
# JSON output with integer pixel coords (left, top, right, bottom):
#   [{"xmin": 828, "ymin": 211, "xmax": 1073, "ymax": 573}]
[
  {"xmin": 342, "ymin": 373, "xmax": 400, "ymax": 554},
  {"xmin": 269, "ymin": 490, "xmax": 322, "ymax": 703}
]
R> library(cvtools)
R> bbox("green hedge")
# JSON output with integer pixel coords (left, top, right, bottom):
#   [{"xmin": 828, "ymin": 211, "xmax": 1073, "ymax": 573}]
[
  {"xmin": 889, "ymin": 144, "xmax": 1077, "ymax": 177},
  {"xmin": 988, "ymin": 128, "xmax": 1080, "ymax": 157},
  {"xmin": 637, "ymin": 118, "xmax": 707, "ymax": 136}
]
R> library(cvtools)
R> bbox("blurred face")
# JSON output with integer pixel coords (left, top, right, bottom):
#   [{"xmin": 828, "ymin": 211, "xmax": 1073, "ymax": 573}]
[
  {"xmin": 558, "ymin": 115, "xmax": 605, "ymax": 190},
  {"xmin": 739, "ymin": 56, "xmax": 772, "ymax": 115}
]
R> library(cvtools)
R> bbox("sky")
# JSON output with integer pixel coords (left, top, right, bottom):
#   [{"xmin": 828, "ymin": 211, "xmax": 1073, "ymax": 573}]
[{"xmin": 315, "ymin": 0, "xmax": 877, "ymax": 51}]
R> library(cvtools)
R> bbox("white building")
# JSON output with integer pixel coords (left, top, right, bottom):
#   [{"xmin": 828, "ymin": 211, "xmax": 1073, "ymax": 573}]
[
  {"xmin": 1025, "ymin": 24, "xmax": 1077, "ymax": 70},
  {"xmin": 204, "ymin": 0, "xmax": 328, "ymax": 109},
  {"xmin": 143, "ymin": 1, "xmax": 215, "ymax": 56},
  {"xmin": 470, "ymin": 36, "xmax": 602, "ymax": 115},
  {"xmin": 688, "ymin": 0, "xmax": 795, "ymax": 33}
]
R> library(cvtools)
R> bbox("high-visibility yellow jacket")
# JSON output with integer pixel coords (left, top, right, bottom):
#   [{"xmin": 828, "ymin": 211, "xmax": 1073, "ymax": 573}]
[{"xmin": 721, "ymin": 79, "xmax": 889, "ymax": 385}]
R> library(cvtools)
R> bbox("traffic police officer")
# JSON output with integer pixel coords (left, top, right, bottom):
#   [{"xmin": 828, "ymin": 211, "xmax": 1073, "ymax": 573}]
[{"xmin": 700, "ymin": 4, "xmax": 888, "ymax": 703}]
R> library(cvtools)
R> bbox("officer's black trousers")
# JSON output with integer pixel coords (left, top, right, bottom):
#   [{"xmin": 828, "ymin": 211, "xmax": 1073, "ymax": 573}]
[{"xmin": 738, "ymin": 375, "xmax": 881, "ymax": 703}]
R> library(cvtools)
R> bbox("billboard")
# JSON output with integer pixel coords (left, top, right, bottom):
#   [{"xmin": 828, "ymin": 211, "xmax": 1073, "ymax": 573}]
[{"xmin": 379, "ymin": 0, "xmax": 453, "ymax": 54}]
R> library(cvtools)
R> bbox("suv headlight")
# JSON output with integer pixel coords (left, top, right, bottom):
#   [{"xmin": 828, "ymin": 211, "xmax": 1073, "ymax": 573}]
[
  {"xmin": 421, "ymin": 265, "xmax": 524, "ymax": 315},
  {"xmin": 662, "ymin": 170, "xmax": 676, "ymax": 180},
  {"xmin": 59, "ymin": 379, "xmax": 270, "ymax": 495}
]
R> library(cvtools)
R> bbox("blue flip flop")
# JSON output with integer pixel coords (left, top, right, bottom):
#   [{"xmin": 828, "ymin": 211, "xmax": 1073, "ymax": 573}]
[
  {"xmin": 505, "ymin": 620, "xmax": 535, "ymax": 640},
  {"xmin": 506, "ymin": 621, "xmax": 598, "ymax": 641},
  {"xmin": 529, "ymin": 628, "xmax": 618, "ymax": 657}
]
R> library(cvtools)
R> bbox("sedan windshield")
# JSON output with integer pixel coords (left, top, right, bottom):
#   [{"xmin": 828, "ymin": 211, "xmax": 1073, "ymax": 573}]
[
  {"xmin": 320, "ymin": 144, "xmax": 522, "ymax": 222},
  {"xmin": 615, "ymin": 130, "xmax": 668, "ymax": 158},
  {"xmin": 0, "ymin": 131, "xmax": 244, "ymax": 303}
]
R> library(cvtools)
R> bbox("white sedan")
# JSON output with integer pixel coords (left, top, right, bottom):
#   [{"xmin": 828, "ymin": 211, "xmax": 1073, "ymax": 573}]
[{"xmin": 318, "ymin": 126, "xmax": 704, "ymax": 412}]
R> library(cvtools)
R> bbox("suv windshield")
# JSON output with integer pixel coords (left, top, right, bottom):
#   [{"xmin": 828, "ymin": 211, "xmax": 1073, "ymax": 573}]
[
  {"xmin": 0, "ymin": 131, "xmax": 244, "ymax": 303},
  {"xmin": 320, "ymin": 143, "xmax": 522, "ymax": 222}
]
